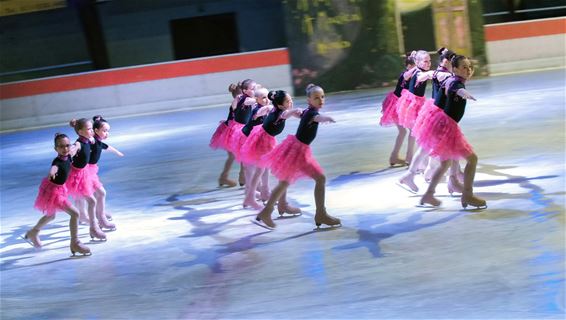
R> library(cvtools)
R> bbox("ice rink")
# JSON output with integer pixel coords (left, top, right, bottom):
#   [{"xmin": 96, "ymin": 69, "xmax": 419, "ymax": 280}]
[{"xmin": 1, "ymin": 69, "xmax": 564, "ymax": 319}]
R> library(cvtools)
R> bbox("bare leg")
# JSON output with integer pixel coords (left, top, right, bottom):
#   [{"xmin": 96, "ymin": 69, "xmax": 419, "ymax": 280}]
[
  {"xmin": 312, "ymin": 174, "xmax": 340, "ymax": 227},
  {"xmin": 63, "ymin": 205, "xmax": 91, "ymax": 255},
  {"xmin": 389, "ymin": 125, "xmax": 408, "ymax": 166},
  {"xmin": 277, "ymin": 189, "xmax": 301, "ymax": 215},
  {"xmin": 24, "ymin": 215, "xmax": 55, "ymax": 248},
  {"xmin": 420, "ymin": 160, "xmax": 450, "ymax": 207},
  {"xmin": 238, "ymin": 163, "xmax": 245, "ymax": 186},
  {"xmin": 75, "ymin": 198, "xmax": 89, "ymax": 225},
  {"xmin": 461, "ymin": 153, "xmax": 486, "ymax": 208},
  {"xmin": 259, "ymin": 169, "xmax": 270, "ymax": 201},
  {"xmin": 85, "ymin": 195, "xmax": 106, "ymax": 241},
  {"xmin": 243, "ymin": 165, "xmax": 262, "ymax": 209},
  {"xmin": 406, "ymin": 134, "xmax": 416, "ymax": 164},
  {"xmin": 447, "ymin": 160, "xmax": 464, "ymax": 195},
  {"xmin": 256, "ymin": 181, "xmax": 289, "ymax": 228},
  {"xmin": 218, "ymin": 152, "xmax": 237, "ymax": 187},
  {"xmin": 398, "ymin": 147, "xmax": 427, "ymax": 193},
  {"xmin": 95, "ymin": 187, "xmax": 115, "ymax": 230}
]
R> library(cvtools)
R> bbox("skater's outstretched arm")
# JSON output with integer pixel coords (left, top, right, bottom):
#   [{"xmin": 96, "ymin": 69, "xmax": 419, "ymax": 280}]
[
  {"xmin": 281, "ymin": 108, "xmax": 302, "ymax": 119},
  {"xmin": 254, "ymin": 105, "xmax": 273, "ymax": 118},
  {"xmin": 456, "ymin": 88, "xmax": 476, "ymax": 101},
  {"xmin": 313, "ymin": 114, "xmax": 335, "ymax": 123},
  {"xmin": 105, "ymin": 145, "xmax": 124, "ymax": 157}
]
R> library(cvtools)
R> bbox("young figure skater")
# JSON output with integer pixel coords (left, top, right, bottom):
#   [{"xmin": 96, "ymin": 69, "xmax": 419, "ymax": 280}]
[
  {"xmin": 225, "ymin": 80, "xmax": 257, "ymax": 162},
  {"xmin": 67, "ymin": 118, "xmax": 107, "ymax": 241},
  {"xmin": 255, "ymin": 84, "xmax": 341, "ymax": 229},
  {"xmin": 76, "ymin": 115, "xmax": 123, "ymax": 228},
  {"xmin": 395, "ymin": 50, "xmax": 432, "ymax": 164},
  {"xmin": 416, "ymin": 55, "xmax": 486, "ymax": 208},
  {"xmin": 380, "ymin": 52, "xmax": 416, "ymax": 166},
  {"xmin": 23, "ymin": 133, "xmax": 91, "ymax": 256},
  {"xmin": 209, "ymin": 83, "xmax": 243, "ymax": 187},
  {"xmin": 238, "ymin": 87, "xmax": 272, "ymax": 209},
  {"xmin": 240, "ymin": 90, "xmax": 302, "ymax": 211},
  {"xmin": 399, "ymin": 48, "xmax": 464, "ymax": 194}
]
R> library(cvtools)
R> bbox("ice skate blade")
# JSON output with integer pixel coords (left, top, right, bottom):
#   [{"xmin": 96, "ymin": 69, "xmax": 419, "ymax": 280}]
[
  {"xmin": 70, "ymin": 251, "xmax": 92, "ymax": 257},
  {"xmin": 461, "ymin": 204, "xmax": 488, "ymax": 210},
  {"xmin": 389, "ymin": 162, "xmax": 408, "ymax": 168},
  {"xmin": 275, "ymin": 213, "xmax": 302, "ymax": 220},
  {"xmin": 396, "ymin": 181, "xmax": 418, "ymax": 194},
  {"xmin": 250, "ymin": 218, "xmax": 275, "ymax": 230},
  {"xmin": 89, "ymin": 238, "xmax": 107, "ymax": 242},
  {"xmin": 415, "ymin": 203, "xmax": 441, "ymax": 209},
  {"xmin": 313, "ymin": 224, "xmax": 342, "ymax": 231},
  {"xmin": 20, "ymin": 234, "xmax": 40, "ymax": 249}
]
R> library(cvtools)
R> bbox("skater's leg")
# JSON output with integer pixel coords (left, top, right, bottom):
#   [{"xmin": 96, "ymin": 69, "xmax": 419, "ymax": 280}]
[
  {"xmin": 75, "ymin": 198, "xmax": 89, "ymax": 225},
  {"xmin": 312, "ymin": 173, "xmax": 340, "ymax": 227},
  {"xmin": 389, "ymin": 125, "xmax": 408, "ymax": 166},
  {"xmin": 420, "ymin": 160, "xmax": 450, "ymax": 206},
  {"xmin": 24, "ymin": 215, "xmax": 55, "ymax": 248},
  {"xmin": 256, "ymin": 181, "xmax": 289, "ymax": 228},
  {"xmin": 63, "ymin": 205, "xmax": 91, "ymax": 255},
  {"xmin": 218, "ymin": 152, "xmax": 237, "ymax": 187},
  {"xmin": 95, "ymin": 187, "xmax": 115, "ymax": 230},
  {"xmin": 243, "ymin": 165, "xmax": 262, "ymax": 209},
  {"xmin": 85, "ymin": 195, "xmax": 105, "ymax": 241},
  {"xmin": 461, "ymin": 153, "xmax": 486, "ymax": 208},
  {"xmin": 398, "ymin": 147, "xmax": 427, "ymax": 193}
]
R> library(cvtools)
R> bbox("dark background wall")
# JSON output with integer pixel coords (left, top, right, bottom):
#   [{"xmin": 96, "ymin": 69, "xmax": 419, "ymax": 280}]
[
  {"xmin": 1, "ymin": 0, "xmax": 563, "ymax": 90},
  {"xmin": 0, "ymin": 0, "xmax": 287, "ymax": 82}
]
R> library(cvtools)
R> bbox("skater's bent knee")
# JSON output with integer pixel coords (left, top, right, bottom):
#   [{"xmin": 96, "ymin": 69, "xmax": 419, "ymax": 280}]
[{"xmin": 467, "ymin": 153, "xmax": 478, "ymax": 165}]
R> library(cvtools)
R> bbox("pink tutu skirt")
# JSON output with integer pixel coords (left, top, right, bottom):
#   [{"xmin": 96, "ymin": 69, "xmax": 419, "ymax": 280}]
[
  {"xmin": 88, "ymin": 163, "xmax": 103, "ymax": 190},
  {"xmin": 415, "ymin": 111, "xmax": 474, "ymax": 161},
  {"xmin": 209, "ymin": 120, "xmax": 230, "ymax": 150},
  {"xmin": 262, "ymin": 135, "xmax": 323, "ymax": 184},
  {"xmin": 67, "ymin": 165, "xmax": 96, "ymax": 198},
  {"xmin": 411, "ymin": 99, "xmax": 442, "ymax": 140},
  {"xmin": 34, "ymin": 178, "xmax": 71, "ymax": 216},
  {"xmin": 379, "ymin": 91, "xmax": 400, "ymax": 127},
  {"xmin": 224, "ymin": 122, "xmax": 245, "ymax": 154},
  {"xmin": 239, "ymin": 126, "xmax": 277, "ymax": 167},
  {"xmin": 228, "ymin": 126, "xmax": 248, "ymax": 162},
  {"xmin": 398, "ymin": 93, "xmax": 426, "ymax": 130}
]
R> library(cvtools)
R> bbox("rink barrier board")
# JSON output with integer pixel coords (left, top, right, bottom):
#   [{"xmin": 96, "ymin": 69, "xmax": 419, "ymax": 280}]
[
  {"xmin": 484, "ymin": 17, "xmax": 566, "ymax": 74},
  {"xmin": 0, "ymin": 48, "xmax": 292, "ymax": 131}
]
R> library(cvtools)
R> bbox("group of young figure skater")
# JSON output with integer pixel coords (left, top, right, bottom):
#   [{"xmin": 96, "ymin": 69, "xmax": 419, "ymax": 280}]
[
  {"xmin": 24, "ymin": 116, "xmax": 123, "ymax": 256},
  {"xmin": 380, "ymin": 48, "xmax": 486, "ymax": 209},
  {"xmin": 209, "ymin": 80, "xmax": 341, "ymax": 229},
  {"xmin": 24, "ymin": 47, "xmax": 487, "ymax": 256},
  {"xmin": 210, "ymin": 47, "xmax": 486, "ymax": 230}
]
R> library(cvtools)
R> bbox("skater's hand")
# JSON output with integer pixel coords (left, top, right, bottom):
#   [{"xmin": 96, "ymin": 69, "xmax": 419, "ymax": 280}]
[{"xmin": 48, "ymin": 165, "xmax": 58, "ymax": 180}]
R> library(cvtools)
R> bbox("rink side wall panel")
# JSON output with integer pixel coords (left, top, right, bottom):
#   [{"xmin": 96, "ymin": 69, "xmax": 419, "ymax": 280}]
[
  {"xmin": 0, "ymin": 48, "xmax": 292, "ymax": 131},
  {"xmin": 484, "ymin": 17, "xmax": 566, "ymax": 74}
]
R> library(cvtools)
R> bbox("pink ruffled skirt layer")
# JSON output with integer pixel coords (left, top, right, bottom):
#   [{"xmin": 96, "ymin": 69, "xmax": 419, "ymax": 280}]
[
  {"xmin": 397, "ymin": 91, "xmax": 426, "ymax": 130},
  {"xmin": 88, "ymin": 163, "xmax": 103, "ymax": 190},
  {"xmin": 34, "ymin": 178, "xmax": 71, "ymax": 216},
  {"xmin": 411, "ymin": 98, "xmax": 442, "ymax": 140},
  {"xmin": 261, "ymin": 135, "xmax": 323, "ymax": 184},
  {"xmin": 67, "ymin": 165, "xmax": 96, "ymax": 198},
  {"xmin": 239, "ymin": 126, "xmax": 277, "ymax": 167},
  {"xmin": 209, "ymin": 120, "xmax": 230, "ymax": 150},
  {"xmin": 228, "ymin": 125, "xmax": 248, "ymax": 162},
  {"xmin": 415, "ymin": 110, "xmax": 474, "ymax": 161},
  {"xmin": 379, "ymin": 91, "xmax": 400, "ymax": 127}
]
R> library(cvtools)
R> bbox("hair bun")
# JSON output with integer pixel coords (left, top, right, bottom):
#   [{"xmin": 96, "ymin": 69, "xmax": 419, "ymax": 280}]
[{"xmin": 69, "ymin": 119, "xmax": 77, "ymax": 127}]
